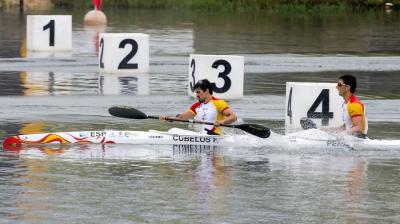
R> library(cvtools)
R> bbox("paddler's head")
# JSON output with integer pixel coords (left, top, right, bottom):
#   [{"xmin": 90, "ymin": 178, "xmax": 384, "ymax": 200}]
[
  {"xmin": 194, "ymin": 79, "xmax": 213, "ymax": 103},
  {"xmin": 337, "ymin": 74, "xmax": 357, "ymax": 97}
]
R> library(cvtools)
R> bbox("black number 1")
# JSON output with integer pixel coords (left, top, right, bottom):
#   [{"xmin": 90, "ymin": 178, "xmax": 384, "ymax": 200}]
[{"xmin": 43, "ymin": 20, "xmax": 55, "ymax": 46}]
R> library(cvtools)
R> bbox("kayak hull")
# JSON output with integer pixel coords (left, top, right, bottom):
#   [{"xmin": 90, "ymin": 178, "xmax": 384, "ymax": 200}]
[{"xmin": 2, "ymin": 128, "xmax": 222, "ymax": 148}]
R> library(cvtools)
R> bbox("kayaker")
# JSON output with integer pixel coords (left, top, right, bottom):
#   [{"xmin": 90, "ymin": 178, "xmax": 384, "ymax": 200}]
[
  {"xmin": 160, "ymin": 79, "xmax": 237, "ymax": 135},
  {"xmin": 336, "ymin": 75, "xmax": 368, "ymax": 138}
]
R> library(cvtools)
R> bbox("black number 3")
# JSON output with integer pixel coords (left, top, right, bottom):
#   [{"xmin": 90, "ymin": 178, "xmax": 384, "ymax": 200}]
[
  {"xmin": 190, "ymin": 59, "xmax": 196, "ymax": 92},
  {"xmin": 210, "ymin": 60, "xmax": 231, "ymax": 93}
]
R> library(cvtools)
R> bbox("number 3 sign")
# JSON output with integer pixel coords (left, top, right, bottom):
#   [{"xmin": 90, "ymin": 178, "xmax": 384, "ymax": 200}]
[
  {"xmin": 99, "ymin": 33, "xmax": 149, "ymax": 74},
  {"xmin": 285, "ymin": 82, "xmax": 344, "ymax": 134},
  {"xmin": 188, "ymin": 54, "xmax": 244, "ymax": 99}
]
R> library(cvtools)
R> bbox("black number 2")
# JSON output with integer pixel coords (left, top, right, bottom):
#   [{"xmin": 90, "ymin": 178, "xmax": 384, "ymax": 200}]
[
  {"xmin": 307, "ymin": 89, "xmax": 333, "ymax": 126},
  {"xmin": 99, "ymin": 38, "xmax": 104, "ymax": 68},
  {"xmin": 118, "ymin": 39, "xmax": 138, "ymax": 69},
  {"xmin": 210, "ymin": 60, "xmax": 232, "ymax": 93},
  {"xmin": 43, "ymin": 20, "xmax": 55, "ymax": 46}
]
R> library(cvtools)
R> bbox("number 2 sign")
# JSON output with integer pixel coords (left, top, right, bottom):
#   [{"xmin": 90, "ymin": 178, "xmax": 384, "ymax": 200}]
[
  {"xmin": 99, "ymin": 33, "xmax": 149, "ymax": 74},
  {"xmin": 188, "ymin": 54, "xmax": 244, "ymax": 99}
]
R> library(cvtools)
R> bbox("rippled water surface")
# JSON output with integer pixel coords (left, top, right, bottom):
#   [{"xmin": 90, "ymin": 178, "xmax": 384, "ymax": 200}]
[{"xmin": 1, "ymin": 8, "xmax": 400, "ymax": 223}]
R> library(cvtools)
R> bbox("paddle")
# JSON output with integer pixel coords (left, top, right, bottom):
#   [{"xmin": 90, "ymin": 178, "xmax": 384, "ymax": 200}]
[{"xmin": 109, "ymin": 106, "xmax": 271, "ymax": 138}]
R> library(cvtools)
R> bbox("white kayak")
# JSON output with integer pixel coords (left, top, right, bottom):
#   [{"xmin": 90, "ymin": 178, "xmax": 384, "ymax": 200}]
[
  {"xmin": 3, "ymin": 128, "xmax": 399, "ymax": 151},
  {"xmin": 2, "ymin": 128, "xmax": 224, "ymax": 148},
  {"xmin": 282, "ymin": 129, "xmax": 400, "ymax": 150}
]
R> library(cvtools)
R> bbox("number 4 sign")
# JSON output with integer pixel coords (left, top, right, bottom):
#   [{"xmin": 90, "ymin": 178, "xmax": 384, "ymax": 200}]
[
  {"xmin": 285, "ymin": 82, "xmax": 344, "ymax": 134},
  {"xmin": 188, "ymin": 54, "xmax": 244, "ymax": 99}
]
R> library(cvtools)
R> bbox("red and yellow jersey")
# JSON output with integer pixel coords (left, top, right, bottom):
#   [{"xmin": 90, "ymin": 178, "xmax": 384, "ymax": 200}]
[
  {"xmin": 342, "ymin": 95, "xmax": 368, "ymax": 134},
  {"xmin": 188, "ymin": 97, "xmax": 229, "ymax": 134}
]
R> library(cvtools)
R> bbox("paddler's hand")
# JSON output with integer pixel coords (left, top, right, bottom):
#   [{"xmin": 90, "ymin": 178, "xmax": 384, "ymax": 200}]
[
  {"xmin": 214, "ymin": 120, "xmax": 223, "ymax": 127},
  {"xmin": 159, "ymin": 115, "xmax": 167, "ymax": 122}
]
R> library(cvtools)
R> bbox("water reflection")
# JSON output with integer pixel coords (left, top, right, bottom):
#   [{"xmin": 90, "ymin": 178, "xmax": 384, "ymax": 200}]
[
  {"xmin": 2, "ymin": 9, "xmax": 400, "ymax": 58},
  {"xmin": 245, "ymin": 71, "xmax": 400, "ymax": 98},
  {"xmin": 25, "ymin": 51, "xmax": 72, "ymax": 59},
  {"xmin": 100, "ymin": 73, "xmax": 149, "ymax": 95},
  {"xmin": 19, "ymin": 71, "xmax": 98, "ymax": 96}
]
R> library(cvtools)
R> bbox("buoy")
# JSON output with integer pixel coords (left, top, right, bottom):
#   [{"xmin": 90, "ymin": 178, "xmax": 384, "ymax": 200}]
[{"xmin": 84, "ymin": 0, "xmax": 107, "ymax": 26}]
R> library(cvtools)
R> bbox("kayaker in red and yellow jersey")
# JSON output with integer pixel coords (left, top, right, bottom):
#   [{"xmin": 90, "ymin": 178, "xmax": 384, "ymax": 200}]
[
  {"xmin": 337, "ymin": 75, "xmax": 368, "ymax": 138},
  {"xmin": 160, "ymin": 79, "xmax": 237, "ymax": 135}
]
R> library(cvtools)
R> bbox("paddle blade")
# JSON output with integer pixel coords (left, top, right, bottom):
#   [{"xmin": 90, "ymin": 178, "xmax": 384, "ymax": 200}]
[
  {"xmin": 300, "ymin": 117, "xmax": 317, "ymax": 130},
  {"xmin": 235, "ymin": 124, "xmax": 271, "ymax": 138},
  {"xmin": 109, "ymin": 106, "xmax": 147, "ymax": 119}
]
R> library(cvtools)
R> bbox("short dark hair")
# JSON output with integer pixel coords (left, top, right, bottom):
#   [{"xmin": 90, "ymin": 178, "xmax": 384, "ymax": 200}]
[
  {"xmin": 194, "ymin": 79, "xmax": 213, "ymax": 95},
  {"xmin": 339, "ymin": 74, "xmax": 357, "ymax": 93}
]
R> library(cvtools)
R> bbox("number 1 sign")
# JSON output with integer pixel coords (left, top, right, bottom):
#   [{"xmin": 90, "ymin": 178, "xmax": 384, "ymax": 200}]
[
  {"xmin": 27, "ymin": 15, "xmax": 72, "ymax": 51},
  {"xmin": 99, "ymin": 33, "xmax": 149, "ymax": 74},
  {"xmin": 285, "ymin": 82, "xmax": 344, "ymax": 134},
  {"xmin": 188, "ymin": 54, "xmax": 244, "ymax": 99}
]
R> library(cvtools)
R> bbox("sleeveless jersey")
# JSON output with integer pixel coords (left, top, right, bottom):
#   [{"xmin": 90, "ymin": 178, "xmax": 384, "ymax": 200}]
[
  {"xmin": 342, "ymin": 95, "xmax": 368, "ymax": 135},
  {"xmin": 188, "ymin": 97, "xmax": 229, "ymax": 134}
]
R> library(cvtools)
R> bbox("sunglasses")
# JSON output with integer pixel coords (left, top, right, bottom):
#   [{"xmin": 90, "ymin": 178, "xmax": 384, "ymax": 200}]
[{"xmin": 337, "ymin": 82, "xmax": 348, "ymax": 87}]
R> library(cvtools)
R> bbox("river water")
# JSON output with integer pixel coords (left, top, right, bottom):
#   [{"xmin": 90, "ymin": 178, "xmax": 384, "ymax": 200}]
[{"xmin": 0, "ymin": 8, "xmax": 400, "ymax": 223}]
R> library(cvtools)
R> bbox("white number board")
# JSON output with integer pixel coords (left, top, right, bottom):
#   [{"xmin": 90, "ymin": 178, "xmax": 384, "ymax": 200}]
[
  {"xmin": 99, "ymin": 33, "xmax": 149, "ymax": 74},
  {"xmin": 27, "ymin": 15, "xmax": 72, "ymax": 51},
  {"xmin": 285, "ymin": 82, "xmax": 344, "ymax": 134},
  {"xmin": 188, "ymin": 54, "xmax": 244, "ymax": 99}
]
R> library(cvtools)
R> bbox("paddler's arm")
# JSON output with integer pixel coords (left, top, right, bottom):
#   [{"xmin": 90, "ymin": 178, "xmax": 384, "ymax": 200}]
[
  {"xmin": 159, "ymin": 110, "xmax": 194, "ymax": 122},
  {"xmin": 214, "ymin": 108, "xmax": 237, "ymax": 126},
  {"xmin": 176, "ymin": 110, "xmax": 195, "ymax": 120},
  {"xmin": 350, "ymin": 116, "xmax": 363, "ymax": 135}
]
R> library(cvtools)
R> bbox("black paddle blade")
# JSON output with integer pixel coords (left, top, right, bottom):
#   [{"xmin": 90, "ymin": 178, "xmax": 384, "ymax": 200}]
[
  {"xmin": 236, "ymin": 124, "xmax": 271, "ymax": 138},
  {"xmin": 300, "ymin": 117, "xmax": 317, "ymax": 130},
  {"xmin": 109, "ymin": 106, "xmax": 147, "ymax": 119}
]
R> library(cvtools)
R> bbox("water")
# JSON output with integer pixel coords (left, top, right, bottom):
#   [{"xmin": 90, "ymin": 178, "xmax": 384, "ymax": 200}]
[{"xmin": 1, "ymin": 8, "xmax": 400, "ymax": 223}]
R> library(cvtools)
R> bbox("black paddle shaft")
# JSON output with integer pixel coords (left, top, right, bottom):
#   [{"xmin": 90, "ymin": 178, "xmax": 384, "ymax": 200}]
[{"xmin": 109, "ymin": 106, "xmax": 271, "ymax": 138}]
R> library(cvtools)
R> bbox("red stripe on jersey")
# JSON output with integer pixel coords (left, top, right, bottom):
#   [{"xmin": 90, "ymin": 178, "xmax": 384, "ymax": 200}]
[
  {"xmin": 349, "ymin": 95, "xmax": 365, "ymax": 110},
  {"xmin": 190, "ymin": 102, "xmax": 201, "ymax": 114},
  {"xmin": 221, "ymin": 107, "xmax": 229, "ymax": 113}
]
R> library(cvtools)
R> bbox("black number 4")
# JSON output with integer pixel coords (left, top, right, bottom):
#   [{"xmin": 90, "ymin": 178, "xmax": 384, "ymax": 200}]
[{"xmin": 307, "ymin": 89, "xmax": 333, "ymax": 126}]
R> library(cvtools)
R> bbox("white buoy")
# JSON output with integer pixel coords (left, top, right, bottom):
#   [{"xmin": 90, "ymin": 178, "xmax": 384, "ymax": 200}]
[
  {"xmin": 84, "ymin": 10, "xmax": 107, "ymax": 26},
  {"xmin": 99, "ymin": 33, "xmax": 150, "ymax": 74},
  {"xmin": 26, "ymin": 15, "xmax": 72, "ymax": 51},
  {"xmin": 285, "ymin": 82, "xmax": 344, "ymax": 134},
  {"xmin": 84, "ymin": 0, "xmax": 107, "ymax": 26},
  {"xmin": 188, "ymin": 54, "xmax": 244, "ymax": 99}
]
